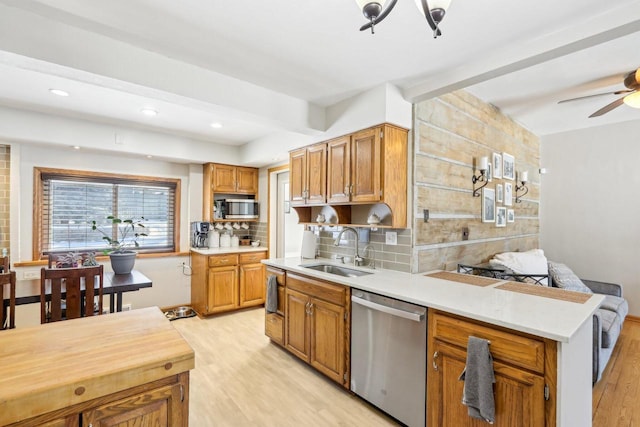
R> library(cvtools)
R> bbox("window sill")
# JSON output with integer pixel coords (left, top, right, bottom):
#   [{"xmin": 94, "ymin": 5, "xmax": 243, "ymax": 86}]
[{"xmin": 13, "ymin": 251, "xmax": 191, "ymax": 267}]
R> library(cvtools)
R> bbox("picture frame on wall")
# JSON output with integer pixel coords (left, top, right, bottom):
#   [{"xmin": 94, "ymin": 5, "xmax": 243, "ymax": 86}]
[
  {"xmin": 504, "ymin": 182, "xmax": 513, "ymax": 206},
  {"xmin": 507, "ymin": 209, "xmax": 515, "ymax": 223},
  {"xmin": 492, "ymin": 153, "xmax": 502, "ymax": 179},
  {"xmin": 496, "ymin": 184, "xmax": 504, "ymax": 203},
  {"xmin": 482, "ymin": 187, "xmax": 496, "ymax": 223},
  {"xmin": 496, "ymin": 207, "xmax": 507, "ymax": 227},
  {"xmin": 502, "ymin": 152, "xmax": 515, "ymax": 180},
  {"xmin": 486, "ymin": 162, "xmax": 493, "ymax": 182}
]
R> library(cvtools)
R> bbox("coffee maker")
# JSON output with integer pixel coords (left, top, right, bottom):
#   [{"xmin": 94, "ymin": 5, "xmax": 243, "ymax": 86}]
[{"xmin": 191, "ymin": 222, "xmax": 210, "ymax": 248}]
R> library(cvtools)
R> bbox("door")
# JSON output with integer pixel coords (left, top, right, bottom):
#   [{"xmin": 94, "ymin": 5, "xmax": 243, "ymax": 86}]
[
  {"xmin": 351, "ymin": 127, "xmax": 381, "ymax": 202},
  {"xmin": 326, "ymin": 136, "xmax": 351, "ymax": 203},
  {"xmin": 309, "ymin": 297, "xmax": 345, "ymax": 384},
  {"xmin": 236, "ymin": 167, "xmax": 258, "ymax": 193},
  {"xmin": 83, "ymin": 383, "xmax": 184, "ymax": 427},
  {"xmin": 289, "ymin": 148, "xmax": 307, "ymax": 205},
  {"xmin": 285, "ymin": 288, "xmax": 310, "ymax": 361},
  {"xmin": 429, "ymin": 340, "xmax": 545, "ymax": 427},
  {"xmin": 239, "ymin": 263, "xmax": 265, "ymax": 307},
  {"xmin": 207, "ymin": 266, "xmax": 238, "ymax": 313},
  {"xmin": 306, "ymin": 143, "xmax": 327, "ymax": 205},
  {"xmin": 212, "ymin": 164, "xmax": 237, "ymax": 193}
]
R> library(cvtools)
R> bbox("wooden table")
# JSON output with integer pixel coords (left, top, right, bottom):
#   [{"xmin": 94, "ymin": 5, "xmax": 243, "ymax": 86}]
[
  {"xmin": 0, "ymin": 307, "xmax": 195, "ymax": 426},
  {"xmin": 4, "ymin": 269, "xmax": 152, "ymax": 315}
]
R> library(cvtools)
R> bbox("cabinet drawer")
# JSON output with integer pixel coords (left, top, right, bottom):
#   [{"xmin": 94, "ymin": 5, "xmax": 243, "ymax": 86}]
[
  {"xmin": 239, "ymin": 251, "xmax": 266, "ymax": 264},
  {"xmin": 266, "ymin": 266, "xmax": 286, "ymax": 286},
  {"xmin": 265, "ymin": 313, "xmax": 284, "ymax": 344},
  {"xmin": 431, "ymin": 311, "xmax": 545, "ymax": 374},
  {"xmin": 208, "ymin": 254, "xmax": 238, "ymax": 267},
  {"xmin": 287, "ymin": 273, "xmax": 346, "ymax": 306}
]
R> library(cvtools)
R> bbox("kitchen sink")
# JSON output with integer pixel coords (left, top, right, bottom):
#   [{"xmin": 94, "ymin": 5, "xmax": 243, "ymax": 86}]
[{"xmin": 301, "ymin": 263, "xmax": 373, "ymax": 277}]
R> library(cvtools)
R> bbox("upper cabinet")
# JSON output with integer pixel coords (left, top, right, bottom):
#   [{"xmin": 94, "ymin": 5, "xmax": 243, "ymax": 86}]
[
  {"xmin": 290, "ymin": 123, "xmax": 408, "ymax": 228},
  {"xmin": 202, "ymin": 163, "xmax": 259, "ymax": 221},
  {"xmin": 290, "ymin": 142, "xmax": 327, "ymax": 206}
]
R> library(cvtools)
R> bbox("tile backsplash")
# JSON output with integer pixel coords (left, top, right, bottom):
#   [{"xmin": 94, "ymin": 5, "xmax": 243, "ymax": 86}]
[{"xmin": 314, "ymin": 226, "xmax": 411, "ymax": 273}]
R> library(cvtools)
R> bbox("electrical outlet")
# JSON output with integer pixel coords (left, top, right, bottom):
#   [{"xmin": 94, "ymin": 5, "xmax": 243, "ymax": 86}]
[
  {"xmin": 23, "ymin": 271, "xmax": 39, "ymax": 279},
  {"xmin": 385, "ymin": 231, "xmax": 397, "ymax": 246},
  {"xmin": 462, "ymin": 227, "xmax": 469, "ymax": 241}
]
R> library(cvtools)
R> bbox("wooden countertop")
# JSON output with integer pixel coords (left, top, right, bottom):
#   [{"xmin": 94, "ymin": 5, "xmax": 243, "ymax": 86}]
[{"xmin": 0, "ymin": 307, "xmax": 195, "ymax": 425}]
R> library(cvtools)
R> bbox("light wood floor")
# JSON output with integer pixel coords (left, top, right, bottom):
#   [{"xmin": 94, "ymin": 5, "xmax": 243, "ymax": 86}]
[
  {"xmin": 173, "ymin": 308, "xmax": 640, "ymax": 426},
  {"xmin": 171, "ymin": 307, "xmax": 398, "ymax": 426},
  {"xmin": 593, "ymin": 318, "xmax": 640, "ymax": 427}
]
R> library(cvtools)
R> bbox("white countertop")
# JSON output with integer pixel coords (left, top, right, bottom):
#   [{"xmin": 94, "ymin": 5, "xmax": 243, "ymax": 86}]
[
  {"xmin": 262, "ymin": 257, "xmax": 604, "ymax": 343},
  {"xmin": 191, "ymin": 247, "xmax": 267, "ymax": 255}
]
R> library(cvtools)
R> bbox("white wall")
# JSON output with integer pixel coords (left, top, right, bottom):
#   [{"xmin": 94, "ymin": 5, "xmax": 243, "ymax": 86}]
[{"xmin": 540, "ymin": 119, "xmax": 640, "ymax": 316}]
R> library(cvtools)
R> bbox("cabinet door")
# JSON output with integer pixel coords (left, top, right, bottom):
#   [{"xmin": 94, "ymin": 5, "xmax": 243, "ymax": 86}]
[
  {"xmin": 306, "ymin": 143, "xmax": 327, "ymax": 205},
  {"xmin": 285, "ymin": 288, "xmax": 310, "ymax": 361},
  {"xmin": 212, "ymin": 164, "xmax": 237, "ymax": 193},
  {"xmin": 236, "ymin": 167, "xmax": 258, "ymax": 194},
  {"xmin": 207, "ymin": 266, "xmax": 239, "ymax": 313},
  {"xmin": 309, "ymin": 298, "xmax": 345, "ymax": 385},
  {"xmin": 351, "ymin": 127, "xmax": 381, "ymax": 202},
  {"xmin": 239, "ymin": 263, "xmax": 265, "ymax": 307},
  {"xmin": 289, "ymin": 148, "xmax": 307, "ymax": 206},
  {"xmin": 326, "ymin": 136, "xmax": 351, "ymax": 203},
  {"xmin": 83, "ymin": 383, "xmax": 185, "ymax": 427},
  {"xmin": 428, "ymin": 341, "xmax": 545, "ymax": 427}
]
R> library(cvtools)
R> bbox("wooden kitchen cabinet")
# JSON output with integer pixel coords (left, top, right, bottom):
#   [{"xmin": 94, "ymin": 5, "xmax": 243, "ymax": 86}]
[
  {"xmin": 427, "ymin": 310, "xmax": 556, "ymax": 427},
  {"xmin": 289, "ymin": 142, "xmax": 326, "ymax": 206},
  {"xmin": 284, "ymin": 273, "xmax": 349, "ymax": 387},
  {"xmin": 191, "ymin": 250, "xmax": 266, "ymax": 316},
  {"xmin": 265, "ymin": 266, "xmax": 286, "ymax": 346},
  {"xmin": 290, "ymin": 123, "xmax": 408, "ymax": 228},
  {"xmin": 202, "ymin": 163, "xmax": 258, "ymax": 221}
]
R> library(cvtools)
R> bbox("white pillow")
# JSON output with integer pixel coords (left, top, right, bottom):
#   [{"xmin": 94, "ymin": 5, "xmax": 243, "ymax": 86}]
[{"xmin": 490, "ymin": 249, "xmax": 549, "ymax": 285}]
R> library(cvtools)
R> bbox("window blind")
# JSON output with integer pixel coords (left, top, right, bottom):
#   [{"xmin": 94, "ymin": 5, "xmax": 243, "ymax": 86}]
[{"xmin": 40, "ymin": 173, "xmax": 177, "ymax": 256}]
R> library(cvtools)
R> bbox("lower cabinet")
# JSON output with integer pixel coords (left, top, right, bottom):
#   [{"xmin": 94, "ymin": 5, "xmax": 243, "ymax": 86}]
[
  {"xmin": 265, "ymin": 267, "xmax": 286, "ymax": 346},
  {"xmin": 427, "ymin": 310, "xmax": 556, "ymax": 427},
  {"xmin": 14, "ymin": 374, "xmax": 189, "ymax": 427},
  {"xmin": 284, "ymin": 272, "xmax": 349, "ymax": 388},
  {"xmin": 191, "ymin": 250, "xmax": 266, "ymax": 316}
]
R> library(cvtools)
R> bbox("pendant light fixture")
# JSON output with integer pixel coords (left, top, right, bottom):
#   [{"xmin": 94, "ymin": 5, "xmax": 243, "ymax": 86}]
[{"xmin": 355, "ymin": 0, "xmax": 452, "ymax": 37}]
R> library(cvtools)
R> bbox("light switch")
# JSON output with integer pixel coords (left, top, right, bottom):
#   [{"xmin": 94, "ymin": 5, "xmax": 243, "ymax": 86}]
[{"xmin": 385, "ymin": 232, "xmax": 397, "ymax": 246}]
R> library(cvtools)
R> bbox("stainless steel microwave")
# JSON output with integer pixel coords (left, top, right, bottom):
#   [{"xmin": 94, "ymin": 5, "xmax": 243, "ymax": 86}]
[{"xmin": 221, "ymin": 199, "xmax": 259, "ymax": 220}]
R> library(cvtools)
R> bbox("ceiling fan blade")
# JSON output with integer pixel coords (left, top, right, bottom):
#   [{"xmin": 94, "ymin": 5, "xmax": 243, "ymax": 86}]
[
  {"xmin": 558, "ymin": 89, "xmax": 632, "ymax": 104},
  {"xmin": 589, "ymin": 97, "xmax": 626, "ymax": 118}
]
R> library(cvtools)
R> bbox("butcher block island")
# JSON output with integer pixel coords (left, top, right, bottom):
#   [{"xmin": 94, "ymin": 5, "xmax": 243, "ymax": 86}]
[{"xmin": 0, "ymin": 307, "xmax": 195, "ymax": 426}]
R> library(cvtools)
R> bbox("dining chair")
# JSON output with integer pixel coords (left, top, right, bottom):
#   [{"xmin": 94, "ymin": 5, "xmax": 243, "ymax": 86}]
[
  {"xmin": 0, "ymin": 271, "xmax": 16, "ymax": 330},
  {"xmin": 40, "ymin": 265, "xmax": 104, "ymax": 323},
  {"xmin": 0, "ymin": 256, "xmax": 9, "ymax": 273}
]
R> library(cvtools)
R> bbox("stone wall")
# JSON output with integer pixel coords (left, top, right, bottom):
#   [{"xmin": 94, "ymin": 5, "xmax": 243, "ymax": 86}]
[
  {"xmin": 412, "ymin": 91, "xmax": 540, "ymax": 273},
  {"xmin": 0, "ymin": 145, "xmax": 9, "ymax": 256}
]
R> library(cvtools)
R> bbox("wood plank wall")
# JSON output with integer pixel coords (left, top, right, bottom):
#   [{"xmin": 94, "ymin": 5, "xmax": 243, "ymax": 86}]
[{"xmin": 412, "ymin": 90, "xmax": 540, "ymax": 273}]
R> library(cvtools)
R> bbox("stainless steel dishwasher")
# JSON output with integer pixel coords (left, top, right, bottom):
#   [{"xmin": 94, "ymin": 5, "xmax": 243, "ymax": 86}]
[{"xmin": 351, "ymin": 289, "xmax": 427, "ymax": 427}]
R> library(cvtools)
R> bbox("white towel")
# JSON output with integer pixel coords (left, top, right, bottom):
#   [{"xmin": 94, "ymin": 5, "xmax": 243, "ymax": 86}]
[
  {"xmin": 265, "ymin": 275, "xmax": 278, "ymax": 313},
  {"xmin": 459, "ymin": 336, "xmax": 496, "ymax": 424}
]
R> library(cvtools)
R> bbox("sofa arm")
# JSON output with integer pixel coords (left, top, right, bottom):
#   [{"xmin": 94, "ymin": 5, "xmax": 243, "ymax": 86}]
[{"xmin": 582, "ymin": 279, "xmax": 623, "ymax": 297}]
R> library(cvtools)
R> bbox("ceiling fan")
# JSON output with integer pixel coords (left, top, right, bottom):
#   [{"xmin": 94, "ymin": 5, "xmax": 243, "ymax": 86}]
[{"xmin": 558, "ymin": 68, "xmax": 640, "ymax": 118}]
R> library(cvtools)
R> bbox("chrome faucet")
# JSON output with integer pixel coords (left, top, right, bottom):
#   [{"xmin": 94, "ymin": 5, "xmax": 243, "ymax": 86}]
[{"xmin": 334, "ymin": 227, "xmax": 364, "ymax": 266}]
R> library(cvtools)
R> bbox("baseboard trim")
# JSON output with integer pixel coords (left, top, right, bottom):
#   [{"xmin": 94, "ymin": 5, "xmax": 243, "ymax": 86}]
[{"xmin": 625, "ymin": 315, "xmax": 640, "ymax": 324}]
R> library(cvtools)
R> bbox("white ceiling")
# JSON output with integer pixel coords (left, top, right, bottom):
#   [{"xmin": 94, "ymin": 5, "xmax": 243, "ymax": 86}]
[{"xmin": 0, "ymin": 0, "xmax": 639, "ymax": 165}]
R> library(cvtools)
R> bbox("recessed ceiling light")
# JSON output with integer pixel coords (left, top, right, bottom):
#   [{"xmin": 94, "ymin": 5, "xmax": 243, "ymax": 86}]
[
  {"xmin": 49, "ymin": 89, "xmax": 69, "ymax": 97},
  {"xmin": 72, "ymin": 146, "xmax": 80, "ymax": 150},
  {"xmin": 146, "ymin": 155, "xmax": 153, "ymax": 159},
  {"xmin": 140, "ymin": 108, "xmax": 158, "ymax": 117},
  {"xmin": 210, "ymin": 122, "xmax": 222, "ymax": 128}
]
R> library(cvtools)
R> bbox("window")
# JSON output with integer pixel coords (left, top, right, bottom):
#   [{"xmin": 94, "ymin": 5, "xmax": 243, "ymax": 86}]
[{"xmin": 34, "ymin": 168, "xmax": 181, "ymax": 260}]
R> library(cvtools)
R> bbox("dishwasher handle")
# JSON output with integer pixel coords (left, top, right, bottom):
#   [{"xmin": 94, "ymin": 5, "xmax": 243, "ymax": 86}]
[{"xmin": 352, "ymin": 295, "xmax": 425, "ymax": 322}]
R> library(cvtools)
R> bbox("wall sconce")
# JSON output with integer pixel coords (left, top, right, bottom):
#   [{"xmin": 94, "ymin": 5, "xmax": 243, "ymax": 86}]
[
  {"xmin": 515, "ymin": 171, "xmax": 529, "ymax": 203},
  {"xmin": 472, "ymin": 156, "xmax": 488, "ymax": 197}
]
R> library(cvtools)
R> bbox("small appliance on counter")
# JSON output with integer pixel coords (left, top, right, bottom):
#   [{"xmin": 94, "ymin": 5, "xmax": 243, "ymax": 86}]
[{"xmin": 191, "ymin": 221, "xmax": 210, "ymax": 248}]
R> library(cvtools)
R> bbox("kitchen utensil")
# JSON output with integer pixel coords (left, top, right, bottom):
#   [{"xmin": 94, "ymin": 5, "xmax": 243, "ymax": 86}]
[
  {"xmin": 224, "ymin": 222, "xmax": 233, "ymax": 230},
  {"xmin": 215, "ymin": 222, "xmax": 223, "ymax": 230},
  {"xmin": 232, "ymin": 222, "xmax": 240, "ymax": 230},
  {"xmin": 241, "ymin": 222, "xmax": 249, "ymax": 230}
]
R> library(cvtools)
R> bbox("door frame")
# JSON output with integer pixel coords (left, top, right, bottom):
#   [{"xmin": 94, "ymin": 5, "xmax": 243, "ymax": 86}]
[{"xmin": 267, "ymin": 164, "xmax": 288, "ymax": 258}]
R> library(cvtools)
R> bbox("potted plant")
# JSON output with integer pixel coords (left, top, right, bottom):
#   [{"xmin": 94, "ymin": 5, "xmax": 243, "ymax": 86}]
[{"xmin": 91, "ymin": 216, "xmax": 147, "ymax": 275}]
